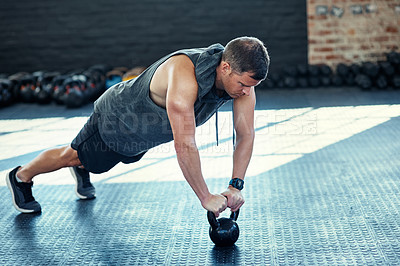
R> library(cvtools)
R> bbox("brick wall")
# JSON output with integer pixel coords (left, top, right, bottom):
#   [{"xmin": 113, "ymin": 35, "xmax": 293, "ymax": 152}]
[
  {"xmin": 0, "ymin": 0, "xmax": 307, "ymax": 76},
  {"xmin": 307, "ymin": 0, "xmax": 400, "ymax": 68}
]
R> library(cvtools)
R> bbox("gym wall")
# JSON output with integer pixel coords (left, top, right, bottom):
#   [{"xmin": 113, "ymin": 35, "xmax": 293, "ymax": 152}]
[
  {"xmin": 0, "ymin": 0, "xmax": 307, "ymax": 75},
  {"xmin": 307, "ymin": 0, "xmax": 400, "ymax": 68}
]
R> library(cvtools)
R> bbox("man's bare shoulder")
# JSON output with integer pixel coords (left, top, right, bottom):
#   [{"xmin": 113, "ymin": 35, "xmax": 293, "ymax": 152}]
[
  {"xmin": 150, "ymin": 54, "xmax": 197, "ymax": 108},
  {"xmin": 164, "ymin": 54, "xmax": 197, "ymax": 90},
  {"xmin": 167, "ymin": 54, "xmax": 195, "ymax": 72},
  {"xmin": 152, "ymin": 54, "xmax": 196, "ymax": 85},
  {"xmin": 166, "ymin": 55, "xmax": 198, "ymax": 104}
]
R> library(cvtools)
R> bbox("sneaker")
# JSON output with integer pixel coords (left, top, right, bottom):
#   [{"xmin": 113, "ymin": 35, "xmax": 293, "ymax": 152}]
[
  {"xmin": 69, "ymin": 166, "xmax": 96, "ymax": 199},
  {"xmin": 6, "ymin": 166, "xmax": 41, "ymax": 213}
]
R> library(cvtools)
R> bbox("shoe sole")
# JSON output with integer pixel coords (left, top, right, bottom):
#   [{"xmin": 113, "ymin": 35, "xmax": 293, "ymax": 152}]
[
  {"xmin": 69, "ymin": 167, "xmax": 95, "ymax": 200},
  {"xmin": 5, "ymin": 171, "xmax": 38, "ymax": 213}
]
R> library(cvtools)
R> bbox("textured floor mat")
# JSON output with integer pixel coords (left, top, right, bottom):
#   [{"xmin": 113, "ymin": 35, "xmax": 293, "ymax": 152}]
[{"xmin": 1, "ymin": 88, "xmax": 400, "ymax": 265}]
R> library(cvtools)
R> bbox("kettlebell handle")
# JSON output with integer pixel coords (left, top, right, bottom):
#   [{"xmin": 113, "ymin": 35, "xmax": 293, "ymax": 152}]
[
  {"xmin": 207, "ymin": 209, "xmax": 240, "ymax": 230},
  {"xmin": 230, "ymin": 209, "xmax": 240, "ymax": 221},
  {"xmin": 207, "ymin": 211, "xmax": 219, "ymax": 230}
]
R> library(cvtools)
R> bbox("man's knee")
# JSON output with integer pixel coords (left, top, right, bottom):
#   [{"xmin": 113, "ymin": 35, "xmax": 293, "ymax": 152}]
[{"xmin": 60, "ymin": 146, "xmax": 81, "ymax": 167}]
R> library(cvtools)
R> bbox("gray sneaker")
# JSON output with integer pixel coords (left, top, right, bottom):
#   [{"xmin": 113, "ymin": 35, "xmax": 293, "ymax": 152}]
[
  {"xmin": 6, "ymin": 166, "xmax": 41, "ymax": 213},
  {"xmin": 69, "ymin": 166, "xmax": 96, "ymax": 199}
]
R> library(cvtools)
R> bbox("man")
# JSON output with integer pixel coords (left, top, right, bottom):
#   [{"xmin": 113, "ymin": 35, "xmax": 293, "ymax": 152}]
[{"xmin": 6, "ymin": 36, "xmax": 270, "ymax": 217}]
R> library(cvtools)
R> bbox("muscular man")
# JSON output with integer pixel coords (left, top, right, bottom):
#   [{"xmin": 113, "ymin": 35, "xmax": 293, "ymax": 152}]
[{"xmin": 6, "ymin": 36, "xmax": 270, "ymax": 217}]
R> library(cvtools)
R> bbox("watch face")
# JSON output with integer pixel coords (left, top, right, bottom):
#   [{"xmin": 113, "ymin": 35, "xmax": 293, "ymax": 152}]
[{"xmin": 230, "ymin": 178, "xmax": 244, "ymax": 190}]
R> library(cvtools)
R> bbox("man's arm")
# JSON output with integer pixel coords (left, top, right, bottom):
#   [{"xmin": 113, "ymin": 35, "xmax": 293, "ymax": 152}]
[
  {"xmin": 222, "ymin": 86, "xmax": 256, "ymax": 211},
  {"xmin": 165, "ymin": 56, "xmax": 227, "ymax": 216}
]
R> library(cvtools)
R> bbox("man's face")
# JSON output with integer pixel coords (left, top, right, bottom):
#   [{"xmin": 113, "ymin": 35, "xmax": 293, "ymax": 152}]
[{"xmin": 222, "ymin": 70, "xmax": 261, "ymax": 99}]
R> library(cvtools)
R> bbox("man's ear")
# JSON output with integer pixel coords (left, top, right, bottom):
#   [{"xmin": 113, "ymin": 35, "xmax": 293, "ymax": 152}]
[{"xmin": 221, "ymin": 61, "xmax": 232, "ymax": 75}]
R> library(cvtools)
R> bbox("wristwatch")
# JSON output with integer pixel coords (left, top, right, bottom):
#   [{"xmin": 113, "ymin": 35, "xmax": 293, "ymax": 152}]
[{"xmin": 229, "ymin": 178, "xmax": 244, "ymax": 190}]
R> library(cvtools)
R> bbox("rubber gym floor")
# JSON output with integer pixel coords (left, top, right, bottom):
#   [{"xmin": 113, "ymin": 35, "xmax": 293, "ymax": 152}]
[{"xmin": 0, "ymin": 87, "xmax": 399, "ymax": 265}]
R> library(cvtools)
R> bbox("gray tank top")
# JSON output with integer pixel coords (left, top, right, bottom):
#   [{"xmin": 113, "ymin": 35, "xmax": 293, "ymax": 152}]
[{"xmin": 93, "ymin": 43, "xmax": 232, "ymax": 156}]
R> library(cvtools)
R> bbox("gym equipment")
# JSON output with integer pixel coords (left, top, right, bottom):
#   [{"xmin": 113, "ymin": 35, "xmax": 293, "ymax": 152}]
[
  {"xmin": 295, "ymin": 64, "xmax": 310, "ymax": 88},
  {"xmin": 362, "ymin": 62, "xmax": 380, "ymax": 78},
  {"xmin": 319, "ymin": 64, "xmax": 333, "ymax": 76},
  {"xmin": 283, "ymin": 76, "xmax": 297, "ymax": 88},
  {"xmin": 264, "ymin": 79, "xmax": 275, "ymax": 89},
  {"xmin": 379, "ymin": 62, "xmax": 395, "ymax": 77},
  {"xmin": 267, "ymin": 71, "xmax": 284, "ymax": 88},
  {"xmin": 335, "ymin": 64, "xmax": 346, "ymax": 77},
  {"xmin": 308, "ymin": 65, "xmax": 320, "ymax": 77},
  {"xmin": 355, "ymin": 74, "xmax": 372, "ymax": 90},
  {"xmin": 268, "ymin": 72, "xmax": 281, "ymax": 84},
  {"xmin": 316, "ymin": 64, "xmax": 333, "ymax": 87},
  {"xmin": 282, "ymin": 65, "xmax": 298, "ymax": 77},
  {"xmin": 296, "ymin": 64, "xmax": 309, "ymax": 76},
  {"xmin": 349, "ymin": 63, "xmax": 362, "ymax": 75},
  {"xmin": 52, "ymin": 75, "xmax": 68, "ymax": 105},
  {"xmin": 8, "ymin": 72, "xmax": 29, "ymax": 102},
  {"xmin": 392, "ymin": 75, "xmax": 400, "ymax": 89},
  {"xmin": 344, "ymin": 75, "xmax": 356, "ymax": 86},
  {"xmin": 331, "ymin": 75, "xmax": 344, "ymax": 87},
  {"xmin": 106, "ymin": 69, "xmax": 124, "ymax": 89},
  {"xmin": 18, "ymin": 75, "xmax": 36, "ymax": 103},
  {"xmin": 62, "ymin": 75, "xmax": 87, "ymax": 108},
  {"xmin": 33, "ymin": 72, "xmax": 59, "ymax": 104},
  {"xmin": 106, "ymin": 67, "xmax": 128, "ymax": 89},
  {"xmin": 122, "ymin": 66, "xmax": 146, "ymax": 81},
  {"xmin": 386, "ymin": 51, "xmax": 400, "ymax": 66},
  {"xmin": 320, "ymin": 76, "xmax": 331, "ymax": 87},
  {"xmin": 336, "ymin": 63, "xmax": 350, "ymax": 77},
  {"xmin": 83, "ymin": 67, "xmax": 106, "ymax": 101},
  {"xmin": 276, "ymin": 80, "xmax": 285, "ymax": 88},
  {"xmin": 207, "ymin": 210, "xmax": 240, "ymax": 247},
  {"xmin": 0, "ymin": 79, "xmax": 13, "ymax": 107},
  {"xmin": 308, "ymin": 76, "xmax": 321, "ymax": 87},
  {"xmin": 297, "ymin": 77, "xmax": 309, "ymax": 88},
  {"xmin": 376, "ymin": 75, "xmax": 388, "ymax": 90}
]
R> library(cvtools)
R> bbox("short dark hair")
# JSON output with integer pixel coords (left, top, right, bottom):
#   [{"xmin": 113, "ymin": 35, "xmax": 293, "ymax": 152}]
[{"xmin": 222, "ymin": 37, "xmax": 270, "ymax": 81}]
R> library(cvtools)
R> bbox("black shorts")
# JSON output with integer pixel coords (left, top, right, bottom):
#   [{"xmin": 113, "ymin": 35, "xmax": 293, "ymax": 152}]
[{"xmin": 71, "ymin": 113, "xmax": 146, "ymax": 174}]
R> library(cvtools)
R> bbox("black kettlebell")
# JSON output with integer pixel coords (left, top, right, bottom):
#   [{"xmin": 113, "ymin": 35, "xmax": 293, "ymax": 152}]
[{"xmin": 207, "ymin": 209, "xmax": 240, "ymax": 246}]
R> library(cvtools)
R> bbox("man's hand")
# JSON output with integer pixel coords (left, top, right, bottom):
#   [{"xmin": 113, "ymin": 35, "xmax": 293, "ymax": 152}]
[
  {"xmin": 201, "ymin": 193, "xmax": 228, "ymax": 217},
  {"xmin": 221, "ymin": 186, "xmax": 245, "ymax": 212}
]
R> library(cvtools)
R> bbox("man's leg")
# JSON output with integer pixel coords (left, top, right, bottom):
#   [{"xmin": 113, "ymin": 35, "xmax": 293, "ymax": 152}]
[
  {"xmin": 18, "ymin": 145, "xmax": 96, "ymax": 199},
  {"xmin": 6, "ymin": 145, "xmax": 81, "ymax": 213},
  {"xmin": 17, "ymin": 145, "xmax": 81, "ymax": 182}
]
